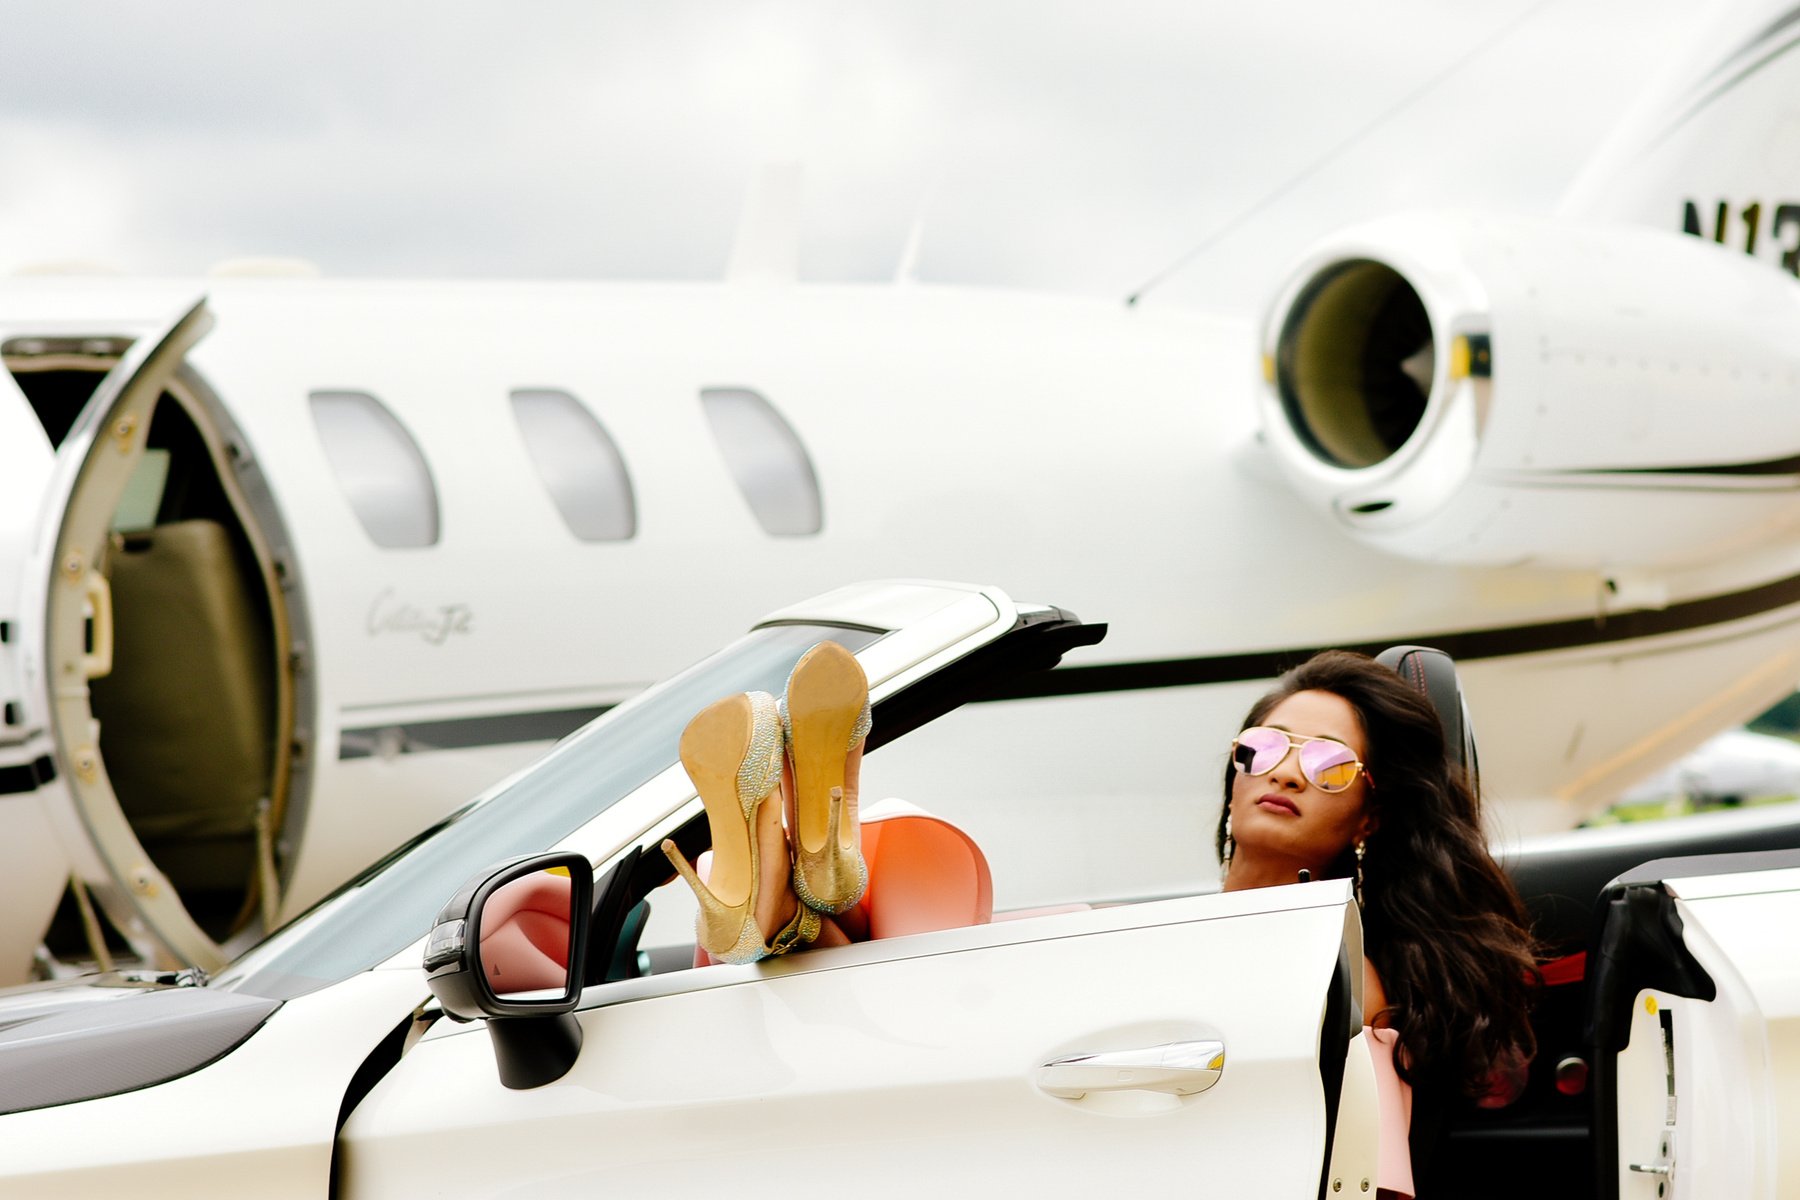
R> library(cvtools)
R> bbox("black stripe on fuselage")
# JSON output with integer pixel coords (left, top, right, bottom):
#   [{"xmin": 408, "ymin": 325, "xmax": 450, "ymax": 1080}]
[
  {"xmin": 325, "ymin": 564, "xmax": 1800, "ymax": 750},
  {"xmin": 0, "ymin": 755, "xmax": 55, "ymax": 797},
  {"xmin": 1545, "ymin": 455, "xmax": 1800, "ymax": 479},
  {"xmin": 980, "ymin": 565, "xmax": 1800, "ymax": 699},
  {"xmin": 338, "ymin": 705, "xmax": 611, "ymax": 760}
]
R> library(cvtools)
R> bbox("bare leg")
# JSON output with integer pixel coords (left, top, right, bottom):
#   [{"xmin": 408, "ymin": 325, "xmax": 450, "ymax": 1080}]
[
  {"xmin": 752, "ymin": 766, "xmax": 800, "ymax": 942},
  {"xmin": 812, "ymin": 916, "xmax": 853, "ymax": 947}
]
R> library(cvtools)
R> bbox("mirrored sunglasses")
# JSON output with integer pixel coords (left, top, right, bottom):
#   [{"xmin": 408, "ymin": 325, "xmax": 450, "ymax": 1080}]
[{"xmin": 1230, "ymin": 726, "xmax": 1370, "ymax": 794}]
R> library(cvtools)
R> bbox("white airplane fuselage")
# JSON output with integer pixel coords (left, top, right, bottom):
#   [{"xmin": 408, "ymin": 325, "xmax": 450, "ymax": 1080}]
[{"xmin": 6, "ymin": 265, "xmax": 1800, "ymax": 983}]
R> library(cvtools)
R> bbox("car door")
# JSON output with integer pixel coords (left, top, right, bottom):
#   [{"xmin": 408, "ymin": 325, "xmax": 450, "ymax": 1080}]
[
  {"xmin": 1589, "ymin": 851, "xmax": 1800, "ymax": 1200},
  {"xmin": 340, "ymin": 879, "xmax": 1364, "ymax": 1197}
]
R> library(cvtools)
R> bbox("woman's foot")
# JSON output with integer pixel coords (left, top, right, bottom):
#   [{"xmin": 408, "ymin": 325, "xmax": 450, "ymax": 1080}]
[
  {"xmin": 756, "ymin": 772, "xmax": 856, "ymax": 947},
  {"xmin": 751, "ymin": 775, "xmax": 801, "ymax": 941}
]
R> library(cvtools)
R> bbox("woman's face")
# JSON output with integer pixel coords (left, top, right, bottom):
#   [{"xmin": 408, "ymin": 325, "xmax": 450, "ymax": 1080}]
[{"xmin": 1229, "ymin": 689, "xmax": 1377, "ymax": 875}]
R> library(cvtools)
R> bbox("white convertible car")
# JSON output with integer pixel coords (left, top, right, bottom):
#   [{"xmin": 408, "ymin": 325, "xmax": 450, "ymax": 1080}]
[{"xmin": 0, "ymin": 579, "xmax": 1795, "ymax": 1198}]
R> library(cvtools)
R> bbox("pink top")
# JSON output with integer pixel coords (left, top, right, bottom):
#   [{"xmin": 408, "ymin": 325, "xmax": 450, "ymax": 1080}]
[{"xmin": 1366, "ymin": 1026, "xmax": 1415, "ymax": 1199}]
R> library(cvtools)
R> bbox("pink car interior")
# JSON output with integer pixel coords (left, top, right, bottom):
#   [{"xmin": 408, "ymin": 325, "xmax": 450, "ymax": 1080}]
[
  {"xmin": 480, "ymin": 871, "xmax": 573, "ymax": 995},
  {"xmin": 847, "ymin": 802, "xmax": 995, "ymax": 938}
]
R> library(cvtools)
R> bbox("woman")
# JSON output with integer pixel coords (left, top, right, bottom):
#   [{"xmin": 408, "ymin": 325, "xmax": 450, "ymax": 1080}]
[{"xmin": 1217, "ymin": 650, "xmax": 1539, "ymax": 1197}]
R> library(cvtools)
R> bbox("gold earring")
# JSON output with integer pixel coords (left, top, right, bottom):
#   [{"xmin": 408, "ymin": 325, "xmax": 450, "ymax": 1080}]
[{"xmin": 1353, "ymin": 839, "xmax": 1366, "ymax": 908}]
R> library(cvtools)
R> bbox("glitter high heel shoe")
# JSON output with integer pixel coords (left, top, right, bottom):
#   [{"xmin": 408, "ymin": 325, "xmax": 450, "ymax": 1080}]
[
  {"xmin": 662, "ymin": 692, "xmax": 820, "ymax": 963},
  {"xmin": 781, "ymin": 642, "xmax": 873, "ymax": 915}
]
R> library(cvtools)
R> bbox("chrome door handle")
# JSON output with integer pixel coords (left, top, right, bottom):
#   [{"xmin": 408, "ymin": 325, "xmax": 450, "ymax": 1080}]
[{"xmin": 1036, "ymin": 1039, "xmax": 1226, "ymax": 1098}]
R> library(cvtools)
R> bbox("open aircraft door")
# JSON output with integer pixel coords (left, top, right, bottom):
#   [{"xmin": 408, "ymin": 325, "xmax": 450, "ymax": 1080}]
[
  {"xmin": 1, "ymin": 298, "xmax": 279, "ymax": 977},
  {"xmin": 1588, "ymin": 850, "xmax": 1800, "ymax": 1198}
]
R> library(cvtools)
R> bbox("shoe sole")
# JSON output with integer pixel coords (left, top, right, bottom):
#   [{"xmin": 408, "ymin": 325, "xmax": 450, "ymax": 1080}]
[
  {"xmin": 679, "ymin": 694, "xmax": 759, "ymax": 910},
  {"xmin": 788, "ymin": 642, "xmax": 868, "ymax": 856}
]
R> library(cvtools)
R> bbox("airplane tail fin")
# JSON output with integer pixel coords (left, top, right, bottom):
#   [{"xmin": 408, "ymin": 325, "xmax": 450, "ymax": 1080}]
[
  {"xmin": 1558, "ymin": 0, "xmax": 1800, "ymax": 272},
  {"xmin": 726, "ymin": 162, "xmax": 801, "ymax": 285}
]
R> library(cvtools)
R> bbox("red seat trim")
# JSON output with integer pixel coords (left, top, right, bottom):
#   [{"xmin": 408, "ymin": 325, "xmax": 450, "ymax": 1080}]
[{"xmin": 1540, "ymin": 951, "xmax": 1585, "ymax": 987}]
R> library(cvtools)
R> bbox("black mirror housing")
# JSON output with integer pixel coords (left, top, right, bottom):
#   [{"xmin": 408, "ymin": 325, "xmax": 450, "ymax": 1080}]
[{"xmin": 424, "ymin": 852, "xmax": 593, "ymax": 1088}]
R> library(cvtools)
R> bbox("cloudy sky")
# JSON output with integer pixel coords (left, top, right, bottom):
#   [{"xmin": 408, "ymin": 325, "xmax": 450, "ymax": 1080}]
[{"xmin": 0, "ymin": 1, "xmax": 1705, "ymax": 315}]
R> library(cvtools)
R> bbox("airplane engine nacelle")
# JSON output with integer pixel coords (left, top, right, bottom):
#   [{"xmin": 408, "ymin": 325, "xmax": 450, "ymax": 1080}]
[{"xmin": 1258, "ymin": 212, "xmax": 1800, "ymax": 570}]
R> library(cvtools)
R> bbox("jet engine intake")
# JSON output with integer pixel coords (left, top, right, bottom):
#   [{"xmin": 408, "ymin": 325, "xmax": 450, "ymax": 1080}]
[
  {"xmin": 1275, "ymin": 258, "xmax": 1436, "ymax": 472},
  {"xmin": 1258, "ymin": 213, "xmax": 1800, "ymax": 570}
]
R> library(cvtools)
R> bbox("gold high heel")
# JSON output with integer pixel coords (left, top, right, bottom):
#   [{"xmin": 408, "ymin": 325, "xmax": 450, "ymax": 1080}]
[
  {"xmin": 782, "ymin": 642, "xmax": 873, "ymax": 915},
  {"xmin": 662, "ymin": 692, "xmax": 820, "ymax": 963}
]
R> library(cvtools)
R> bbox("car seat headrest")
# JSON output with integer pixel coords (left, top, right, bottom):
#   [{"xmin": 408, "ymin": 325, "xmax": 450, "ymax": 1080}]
[
  {"xmin": 851, "ymin": 799, "xmax": 993, "ymax": 937},
  {"xmin": 1375, "ymin": 644, "xmax": 1478, "ymax": 784}
]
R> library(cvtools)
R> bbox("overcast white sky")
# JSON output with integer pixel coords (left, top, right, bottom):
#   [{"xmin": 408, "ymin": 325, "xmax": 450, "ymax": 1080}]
[{"xmin": 0, "ymin": 1, "xmax": 1706, "ymax": 314}]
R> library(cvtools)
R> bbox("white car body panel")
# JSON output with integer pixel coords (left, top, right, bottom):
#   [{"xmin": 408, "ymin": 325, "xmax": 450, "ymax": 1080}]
[
  {"xmin": 339, "ymin": 885, "xmax": 1355, "ymax": 1198},
  {"xmin": 1611, "ymin": 868, "xmax": 1800, "ymax": 1198},
  {"xmin": 0, "ymin": 967, "xmax": 424, "ymax": 1197}
]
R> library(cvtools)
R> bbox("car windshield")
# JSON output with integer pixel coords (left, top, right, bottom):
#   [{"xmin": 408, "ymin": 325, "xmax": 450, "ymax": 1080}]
[{"xmin": 218, "ymin": 622, "xmax": 883, "ymax": 1000}]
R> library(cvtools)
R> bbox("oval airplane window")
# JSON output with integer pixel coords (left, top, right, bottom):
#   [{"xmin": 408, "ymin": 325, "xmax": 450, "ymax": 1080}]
[
  {"xmin": 308, "ymin": 391, "xmax": 441, "ymax": 548},
  {"xmin": 700, "ymin": 387, "xmax": 822, "ymax": 536},
  {"xmin": 509, "ymin": 389, "xmax": 637, "ymax": 542}
]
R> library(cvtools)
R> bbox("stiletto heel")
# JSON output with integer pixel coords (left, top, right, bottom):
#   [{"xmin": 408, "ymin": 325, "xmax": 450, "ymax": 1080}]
[
  {"xmin": 782, "ymin": 642, "xmax": 872, "ymax": 915},
  {"xmin": 663, "ymin": 691, "xmax": 817, "ymax": 963}
]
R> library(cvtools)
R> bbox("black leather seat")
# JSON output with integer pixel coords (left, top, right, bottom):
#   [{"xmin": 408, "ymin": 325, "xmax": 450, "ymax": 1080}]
[{"xmin": 1376, "ymin": 644, "xmax": 1478, "ymax": 784}]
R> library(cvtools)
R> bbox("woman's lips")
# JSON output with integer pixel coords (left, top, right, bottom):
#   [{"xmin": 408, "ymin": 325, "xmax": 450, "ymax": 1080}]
[{"xmin": 1256, "ymin": 794, "xmax": 1300, "ymax": 816}]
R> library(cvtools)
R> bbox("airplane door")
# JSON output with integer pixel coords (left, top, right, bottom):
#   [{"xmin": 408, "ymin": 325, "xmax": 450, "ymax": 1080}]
[
  {"xmin": 12, "ymin": 298, "xmax": 225, "ymax": 972},
  {"xmin": 341, "ymin": 883, "xmax": 1370, "ymax": 1198}
]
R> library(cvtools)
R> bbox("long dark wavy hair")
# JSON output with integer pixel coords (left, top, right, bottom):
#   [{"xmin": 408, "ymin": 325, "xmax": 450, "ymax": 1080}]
[{"xmin": 1214, "ymin": 650, "xmax": 1538, "ymax": 1095}]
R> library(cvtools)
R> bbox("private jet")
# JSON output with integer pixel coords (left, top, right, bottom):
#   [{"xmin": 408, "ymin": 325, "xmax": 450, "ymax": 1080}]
[{"xmin": 8, "ymin": 0, "xmax": 1800, "ymax": 986}]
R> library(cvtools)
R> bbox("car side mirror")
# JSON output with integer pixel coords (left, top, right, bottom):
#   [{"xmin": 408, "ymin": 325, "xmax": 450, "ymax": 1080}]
[{"xmin": 424, "ymin": 851, "xmax": 593, "ymax": 1089}]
